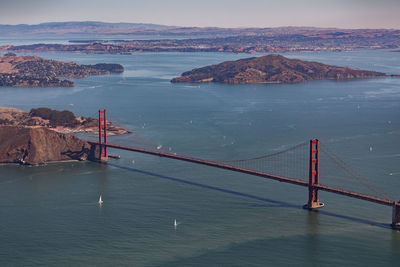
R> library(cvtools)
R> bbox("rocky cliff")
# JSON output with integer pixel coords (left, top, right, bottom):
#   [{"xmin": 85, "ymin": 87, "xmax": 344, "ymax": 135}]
[
  {"xmin": 0, "ymin": 126, "xmax": 99, "ymax": 165},
  {"xmin": 171, "ymin": 54, "xmax": 389, "ymax": 84}
]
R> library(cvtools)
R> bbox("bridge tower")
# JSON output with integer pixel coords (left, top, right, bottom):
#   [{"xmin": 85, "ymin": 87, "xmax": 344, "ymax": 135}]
[
  {"xmin": 393, "ymin": 202, "xmax": 400, "ymax": 230},
  {"xmin": 304, "ymin": 139, "xmax": 324, "ymax": 210},
  {"xmin": 98, "ymin": 109, "xmax": 108, "ymax": 161}
]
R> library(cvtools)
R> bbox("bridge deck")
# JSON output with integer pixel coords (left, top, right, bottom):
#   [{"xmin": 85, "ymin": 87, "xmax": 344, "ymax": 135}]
[{"xmin": 91, "ymin": 142, "xmax": 395, "ymax": 207}]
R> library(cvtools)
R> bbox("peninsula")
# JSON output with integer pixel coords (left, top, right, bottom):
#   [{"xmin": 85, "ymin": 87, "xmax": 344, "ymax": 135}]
[
  {"xmin": 171, "ymin": 54, "xmax": 389, "ymax": 84},
  {"xmin": 0, "ymin": 107, "xmax": 130, "ymax": 135},
  {"xmin": 0, "ymin": 54, "xmax": 124, "ymax": 87},
  {"xmin": 0, "ymin": 107, "xmax": 130, "ymax": 165}
]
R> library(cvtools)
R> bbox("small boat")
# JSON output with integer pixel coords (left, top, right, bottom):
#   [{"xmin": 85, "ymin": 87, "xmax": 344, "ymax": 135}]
[
  {"xmin": 98, "ymin": 195, "xmax": 103, "ymax": 205},
  {"xmin": 174, "ymin": 219, "xmax": 177, "ymax": 228}
]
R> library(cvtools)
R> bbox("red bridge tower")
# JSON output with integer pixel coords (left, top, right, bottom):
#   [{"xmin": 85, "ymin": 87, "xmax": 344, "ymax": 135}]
[
  {"xmin": 304, "ymin": 139, "xmax": 324, "ymax": 210},
  {"xmin": 98, "ymin": 109, "xmax": 108, "ymax": 161}
]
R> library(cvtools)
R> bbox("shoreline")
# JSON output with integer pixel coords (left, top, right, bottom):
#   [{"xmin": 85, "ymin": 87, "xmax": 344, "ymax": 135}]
[{"xmin": 0, "ymin": 159, "xmax": 83, "ymax": 166}]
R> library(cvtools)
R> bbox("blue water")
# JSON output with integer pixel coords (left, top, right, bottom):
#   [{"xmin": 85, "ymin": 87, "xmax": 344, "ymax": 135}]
[{"xmin": 0, "ymin": 49, "xmax": 400, "ymax": 266}]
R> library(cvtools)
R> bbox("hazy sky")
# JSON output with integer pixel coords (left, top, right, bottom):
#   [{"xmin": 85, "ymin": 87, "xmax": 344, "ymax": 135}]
[{"xmin": 1, "ymin": 0, "xmax": 399, "ymax": 28}]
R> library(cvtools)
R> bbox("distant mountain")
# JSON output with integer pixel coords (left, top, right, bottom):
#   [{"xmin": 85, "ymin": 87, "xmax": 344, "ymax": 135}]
[
  {"xmin": 0, "ymin": 21, "xmax": 176, "ymax": 37},
  {"xmin": 1, "ymin": 21, "xmax": 399, "ymax": 38},
  {"xmin": 171, "ymin": 54, "xmax": 389, "ymax": 84}
]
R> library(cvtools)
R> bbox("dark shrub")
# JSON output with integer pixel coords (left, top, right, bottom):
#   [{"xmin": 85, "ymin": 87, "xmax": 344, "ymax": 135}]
[{"xmin": 30, "ymin": 108, "xmax": 78, "ymax": 127}]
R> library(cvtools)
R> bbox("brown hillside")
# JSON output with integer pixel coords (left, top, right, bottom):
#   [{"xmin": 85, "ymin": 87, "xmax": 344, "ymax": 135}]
[{"xmin": 0, "ymin": 126, "xmax": 98, "ymax": 165}]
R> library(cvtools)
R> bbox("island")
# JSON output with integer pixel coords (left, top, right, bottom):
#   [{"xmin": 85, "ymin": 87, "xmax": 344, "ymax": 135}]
[
  {"xmin": 171, "ymin": 54, "xmax": 390, "ymax": 84},
  {"xmin": 0, "ymin": 55, "xmax": 124, "ymax": 87},
  {"xmin": 0, "ymin": 107, "xmax": 130, "ymax": 136}
]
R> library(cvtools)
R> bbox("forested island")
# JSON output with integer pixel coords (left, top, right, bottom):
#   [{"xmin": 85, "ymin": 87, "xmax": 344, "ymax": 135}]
[
  {"xmin": 0, "ymin": 54, "xmax": 124, "ymax": 87},
  {"xmin": 171, "ymin": 54, "xmax": 391, "ymax": 84}
]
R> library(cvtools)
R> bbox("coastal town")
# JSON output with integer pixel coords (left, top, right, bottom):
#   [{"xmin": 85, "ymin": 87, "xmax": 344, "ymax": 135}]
[
  {"xmin": 1, "ymin": 27, "xmax": 400, "ymax": 54},
  {"xmin": 0, "ymin": 54, "xmax": 124, "ymax": 86}
]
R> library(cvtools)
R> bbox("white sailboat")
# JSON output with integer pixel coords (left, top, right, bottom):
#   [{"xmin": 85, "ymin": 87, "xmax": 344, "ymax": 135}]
[{"xmin": 98, "ymin": 195, "xmax": 103, "ymax": 205}]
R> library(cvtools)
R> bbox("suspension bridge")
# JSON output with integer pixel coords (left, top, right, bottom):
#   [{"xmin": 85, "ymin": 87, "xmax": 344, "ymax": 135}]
[{"xmin": 89, "ymin": 110, "xmax": 400, "ymax": 230}]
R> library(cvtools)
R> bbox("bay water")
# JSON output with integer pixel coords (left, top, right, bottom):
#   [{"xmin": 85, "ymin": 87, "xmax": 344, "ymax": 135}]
[{"xmin": 0, "ymin": 49, "xmax": 400, "ymax": 266}]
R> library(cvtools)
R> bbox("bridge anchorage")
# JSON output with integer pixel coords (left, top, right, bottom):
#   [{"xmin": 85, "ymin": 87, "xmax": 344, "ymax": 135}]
[
  {"xmin": 393, "ymin": 203, "xmax": 400, "ymax": 230},
  {"xmin": 93, "ymin": 109, "xmax": 400, "ymax": 230}
]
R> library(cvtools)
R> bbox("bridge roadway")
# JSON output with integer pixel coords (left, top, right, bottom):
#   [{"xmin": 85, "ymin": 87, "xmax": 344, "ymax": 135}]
[{"xmin": 91, "ymin": 142, "xmax": 395, "ymax": 207}]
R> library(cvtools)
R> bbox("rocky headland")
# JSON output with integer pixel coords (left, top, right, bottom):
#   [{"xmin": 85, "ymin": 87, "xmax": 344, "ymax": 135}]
[
  {"xmin": 0, "ymin": 107, "xmax": 131, "ymax": 165},
  {"xmin": 0, "ymin": 107, "xmax": 130, "ymax": 136},
  {"xmin": 0, "ymin": 55, "xmax": 124, "ymax": 87},
  {"xmin": 0, "ymin": 125, "xmax": 99, "ymax": 165},
  {"xmin": 171, "ymin": 54, "xmax": 390, "ymax": 84}
]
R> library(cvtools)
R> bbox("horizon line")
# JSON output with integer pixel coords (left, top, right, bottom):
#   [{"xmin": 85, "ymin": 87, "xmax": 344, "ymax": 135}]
[{"xmin": 1, "ymin": 20, "xmax": 399, "ymax": 31}]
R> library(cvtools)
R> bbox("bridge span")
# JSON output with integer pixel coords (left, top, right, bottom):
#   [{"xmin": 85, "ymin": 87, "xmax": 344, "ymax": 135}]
[{"xmin": 91, "ymin": 109, "xmax": 400, "ymax": 230}]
